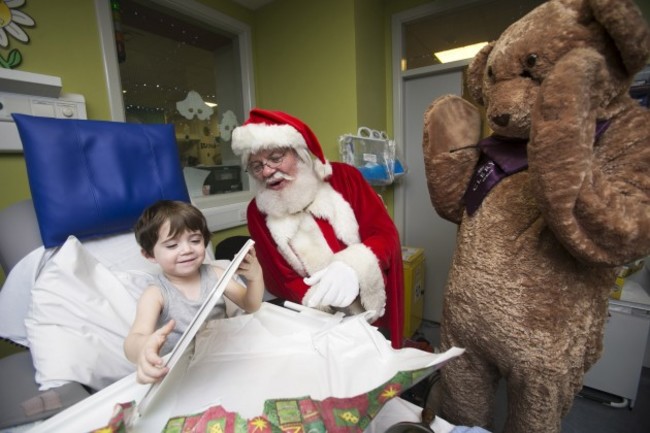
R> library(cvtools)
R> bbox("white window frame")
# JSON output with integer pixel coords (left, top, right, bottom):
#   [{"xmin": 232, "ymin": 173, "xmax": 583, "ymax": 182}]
[
  {"xmin": 391, "ymin": 0, "xmax": 489, "ymax": 239},
  {"xmin": 94, "ymin": 0, "xmax": 255, "ymax": 231}
]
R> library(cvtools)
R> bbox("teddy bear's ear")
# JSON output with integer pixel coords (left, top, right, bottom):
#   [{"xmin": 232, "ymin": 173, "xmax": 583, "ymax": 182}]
[
  {"xmin": 589, "ymin": 0, "xmax": 650, "ymax": 76},
  {"xmin": 466, "ymin": 42, "xmax": 494, "ymax": 107}
]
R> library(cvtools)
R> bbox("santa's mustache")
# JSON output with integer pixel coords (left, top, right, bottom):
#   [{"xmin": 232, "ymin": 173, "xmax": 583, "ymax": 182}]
[{"xmin": 265, "ymin": 171, "xmax": 295, "ymax": 185}]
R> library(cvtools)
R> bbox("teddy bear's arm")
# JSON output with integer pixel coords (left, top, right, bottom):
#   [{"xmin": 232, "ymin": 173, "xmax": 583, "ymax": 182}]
[
  {"xmin": 529, "ymin": 48, "xmax": 650, "ymax": 266},
  {"xmin": 422, "ymin": 95, "xmax": 481, "ymax": 223}
]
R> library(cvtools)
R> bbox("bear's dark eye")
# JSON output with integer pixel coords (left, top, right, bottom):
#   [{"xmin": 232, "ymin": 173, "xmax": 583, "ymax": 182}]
[
  {"xmin": 520, "ymin": 53, "xmax": 541, "ymax": 83},
  {"xmin": 525, "ymin": 53, "xmax": 538, "ymax": 68},
  {"xmin": 487, "ymin": 66, "xmax": 494, "ymax": 79}
]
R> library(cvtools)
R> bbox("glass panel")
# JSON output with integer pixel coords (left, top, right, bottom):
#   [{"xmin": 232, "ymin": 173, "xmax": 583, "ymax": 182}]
[
  {"xmin": 113, "ymin": 0, "xmax": 248, "ymax": 199},
  {"xmin": 402, "ymin": 0, "xmax": 544, "ymax": 70}
]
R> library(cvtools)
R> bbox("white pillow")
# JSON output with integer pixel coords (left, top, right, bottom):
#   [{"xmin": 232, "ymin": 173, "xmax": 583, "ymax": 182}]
[
  {"xmin": 0, "ymin": 231, "xmax": 159, "ymax": 347},
  {"xmin": 82, "ymin": 231, "xmax": 160, "ymax": 274},
  {"xmin": 0, "ymin": 246, "xmax": 49, "ymax": 346},
  {"xmin": 25, "ymin": 236, "xmax": 142, "ymax": 391}
]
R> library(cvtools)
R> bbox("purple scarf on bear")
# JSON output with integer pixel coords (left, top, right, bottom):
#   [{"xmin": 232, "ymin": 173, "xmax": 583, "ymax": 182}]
[{"xmin": 463, "ymin": 120, "xmax": 611, "ymax": 215}]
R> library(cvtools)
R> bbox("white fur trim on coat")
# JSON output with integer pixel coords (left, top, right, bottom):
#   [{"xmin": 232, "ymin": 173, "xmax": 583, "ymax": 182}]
[
  {"xmin": 307, "ymin": 183, "xmax": 359, "ymax": 246},
  {"xmin": 266, "ymin": 212, "xmax": 332, "ymax": 277},
  {"xmin": 265, "ymin": 183, "xmax": 359, "ymax": 276},
  {"xmin": 265, "ymin": 182, "xmax": 385, "ymax": 317},
  {"xmin": 332, "ymin": 244, "xmax": 386, "ymax": 320},
  {"xmin": 314, "ymin": 159, "xmax": 333, "ymax": 180}
]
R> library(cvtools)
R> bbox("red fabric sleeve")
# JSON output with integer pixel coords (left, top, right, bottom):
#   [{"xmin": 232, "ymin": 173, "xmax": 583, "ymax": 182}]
[
  {"xmin": 328, "ymin": 164, "xmax": 402, "ymax": 277},
  {"xmin": 328, "ymin": 163, "xmax": 404, "ymax": 347}
]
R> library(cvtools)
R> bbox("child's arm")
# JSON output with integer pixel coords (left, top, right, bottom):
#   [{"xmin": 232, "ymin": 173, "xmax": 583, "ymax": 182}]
[
  {"xmin": 221, "ymin": 246, "xmax": 264, "ymax": 313},
  {"xmin": 123, "ymin": 286, "xmax": 174, "ymax": 384}
]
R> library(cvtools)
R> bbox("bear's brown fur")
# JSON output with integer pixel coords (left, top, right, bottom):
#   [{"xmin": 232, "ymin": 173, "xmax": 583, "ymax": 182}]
[{"xmin": 422, "ymin": 1, "xmax": 650, "ymax": 432}]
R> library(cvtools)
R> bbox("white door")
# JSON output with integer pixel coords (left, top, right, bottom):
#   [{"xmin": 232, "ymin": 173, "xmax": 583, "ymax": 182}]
[{"xmin": 399, "ymin": 66, "xmax": 465, "ymax": 322}]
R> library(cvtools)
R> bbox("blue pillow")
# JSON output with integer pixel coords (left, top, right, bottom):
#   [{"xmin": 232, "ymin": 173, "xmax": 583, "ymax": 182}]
[{"xmin": 13, "ymin": 114, "xmax": 190, "ymax": 248}]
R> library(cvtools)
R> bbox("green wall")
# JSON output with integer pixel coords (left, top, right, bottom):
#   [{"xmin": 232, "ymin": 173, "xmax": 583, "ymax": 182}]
[
  {"xmin": 252, "ymin": 0, "xmax": 399, "ymax": 166},
  {"xmin": 250, "ymin": 0, "xmax": 397, "ymax": 230},
  {"xmin": 252, "ymin": 0, "xmax": 359, "ymax": 160},
  {"xmin": 356, "ymin": 0, "xmax": 388, "ymax": 133}
]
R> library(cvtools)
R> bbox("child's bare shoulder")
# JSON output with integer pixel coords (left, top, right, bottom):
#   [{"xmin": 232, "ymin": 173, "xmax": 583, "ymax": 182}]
[
  {"xmin": 208, "ymin": 264, "xmax": 226, "ymax": 278},
  {"xmin": 138, "ymin": 284, "xmax": 164, "ymax": 304}
]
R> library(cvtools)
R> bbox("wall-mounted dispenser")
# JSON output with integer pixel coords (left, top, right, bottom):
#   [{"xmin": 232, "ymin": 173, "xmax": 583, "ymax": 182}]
[{"xmin": 0, "ymin": 69, "xmax": 87, "ymax": 152}]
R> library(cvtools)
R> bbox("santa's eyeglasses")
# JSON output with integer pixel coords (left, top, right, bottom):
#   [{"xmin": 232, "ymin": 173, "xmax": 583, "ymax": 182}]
[{"xmin": 246, "ymin": 150, "xmax": 288, "ymax": 175}]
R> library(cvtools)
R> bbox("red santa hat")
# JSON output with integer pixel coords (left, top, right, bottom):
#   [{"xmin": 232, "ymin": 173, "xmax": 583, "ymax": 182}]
[{"xmin": 232, "ymin": 108, "xmax": 332, "ymax": 180}]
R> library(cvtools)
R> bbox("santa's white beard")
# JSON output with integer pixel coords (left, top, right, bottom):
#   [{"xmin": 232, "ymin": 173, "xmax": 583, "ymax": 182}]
[{"xmin": 254, "ymin": 161, "xmax": 320, "ymax": 217}]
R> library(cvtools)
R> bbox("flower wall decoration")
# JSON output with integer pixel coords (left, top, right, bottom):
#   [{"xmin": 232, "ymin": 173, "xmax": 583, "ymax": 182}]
[{"xmin": 0, "ymin": 0, "xmax": 35, "ymax": 69}]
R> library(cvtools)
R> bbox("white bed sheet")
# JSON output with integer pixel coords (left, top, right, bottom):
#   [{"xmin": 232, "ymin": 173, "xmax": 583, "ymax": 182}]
[{"xmin": 25, "ymin": 302, "xmax": 463, "ymax": 433}]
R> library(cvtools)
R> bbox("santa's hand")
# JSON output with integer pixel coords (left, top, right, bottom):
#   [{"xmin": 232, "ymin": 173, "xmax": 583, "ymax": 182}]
[{"xmin": 303, "ymin": 261, "xmax": 359, "ymax": 308}]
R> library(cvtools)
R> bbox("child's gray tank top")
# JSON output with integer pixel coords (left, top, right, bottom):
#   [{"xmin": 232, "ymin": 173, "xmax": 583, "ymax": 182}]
[{"xmin": 156, "ymin": 264, "xmax": 226, "ymax": 355}]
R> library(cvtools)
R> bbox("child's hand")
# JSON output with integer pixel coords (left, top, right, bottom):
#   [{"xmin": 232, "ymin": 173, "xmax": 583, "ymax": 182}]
[
  {"xmin": 237, "ymin": 247, "xmax": 262, "ymax": 283},
  {"xmin": 135, "ymin": 319, "xmax": 175, "ymax": 384}
]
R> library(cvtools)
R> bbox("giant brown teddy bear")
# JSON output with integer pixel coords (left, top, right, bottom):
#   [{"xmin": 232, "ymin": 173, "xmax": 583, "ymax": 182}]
[{"xmin": 422, "ymin": 0, "xmax": 650, "ymax": 432}]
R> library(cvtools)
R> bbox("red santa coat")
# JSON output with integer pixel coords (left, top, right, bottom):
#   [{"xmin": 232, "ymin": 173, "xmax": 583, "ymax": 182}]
[{"xmin": 247, "ymin": 162, "xmax": 404, "ymax": 348}]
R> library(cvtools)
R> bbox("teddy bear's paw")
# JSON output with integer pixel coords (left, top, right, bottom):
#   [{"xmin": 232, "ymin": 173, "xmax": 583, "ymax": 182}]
[
  {"xmin": 535, "ymin": 48, "xmax": 611, "ymax": 124},
  {"xmin": 423, "ymin": 95, "xmax": 482, "ymax": 157}
]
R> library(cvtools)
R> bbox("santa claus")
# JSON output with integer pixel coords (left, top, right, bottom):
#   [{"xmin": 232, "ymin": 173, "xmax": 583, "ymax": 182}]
[{"xmin": 232, "ymin": 109, "xmax": 404, "ymax": 348}]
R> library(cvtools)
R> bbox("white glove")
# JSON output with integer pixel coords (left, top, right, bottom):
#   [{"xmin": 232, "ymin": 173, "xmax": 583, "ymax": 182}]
[{"xmin": 303, "ymin": 261, "xmax": 359, "ymax": 308}]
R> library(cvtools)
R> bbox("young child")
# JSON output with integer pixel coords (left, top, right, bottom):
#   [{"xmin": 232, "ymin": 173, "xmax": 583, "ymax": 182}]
[{"xmin": 124, "ymin": 200, "xmax": 264, "ymax": 384}]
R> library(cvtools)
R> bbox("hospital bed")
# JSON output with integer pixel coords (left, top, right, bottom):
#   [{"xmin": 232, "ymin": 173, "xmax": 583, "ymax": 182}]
[
  {"xmin": 0, "ymin": 114, "xmax": 462, "ymax": 432},
  {"xmin": 0, "ymin": 113, "xmax": 192, "ymax": 431}
]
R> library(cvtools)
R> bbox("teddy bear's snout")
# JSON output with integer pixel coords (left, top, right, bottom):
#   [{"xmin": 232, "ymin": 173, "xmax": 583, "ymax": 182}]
[{"xmin": 491, "ymin": 113, "xmax": 510, "ymax": 127}]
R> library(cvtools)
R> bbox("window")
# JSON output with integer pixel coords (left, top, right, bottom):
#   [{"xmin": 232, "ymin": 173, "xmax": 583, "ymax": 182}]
[
  {"xmin": 95, "ymin": 0, "xmax": 255, "ymax": 231},
  {"xmin": 401, "ymin": 0, "xmax": 544, "ymax": 70}
]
